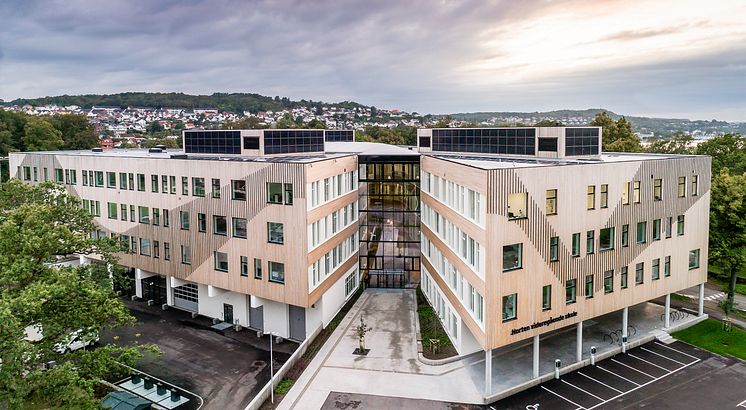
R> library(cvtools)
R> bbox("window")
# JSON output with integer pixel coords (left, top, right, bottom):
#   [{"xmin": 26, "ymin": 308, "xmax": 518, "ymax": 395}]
[
  {"xmin": 633, "ymin": 180, "xmax": 641, "ymax": 203},
  {"xmin": 653, "ymin": 178, "xmax": 662, "ymax": 201},
  {"xmin": 254, "ymin": 258, "xmax": 262, "ymax": 279},
  {"xmin": 180, "ymin": 211, "xmax": 190, "ymax": 230},
  {"xmin": 151, "ymin": 175, "xmax": 158, "ymax": 192},
  {"xmin": 268, "ymin": 261, "xmax": 285, "ymax": 284},
  {"xmin": 621, "ymin": 224, "xmax": 629, "ymax": 247},
  {"xmin": 585, "ymin": 274, "xmax": 594, "ymax": 298},
  {"xmin": 678, "ymin": 176, "xmax": 686, "ymax": 197},
  {"xmin": 128, "ymin": 173, "xmax": 134, "ymax": 190},
  {"xmin": 572, "ymin": 232, "xmax": 581, "ymax": 256},
  {"xmin": 652, "ymin": 258, "xmax": 660, "ymax": 280},
  {"xmin": 267, "ymin": 182, "xmax": 283, "ymax": 204},
  {"xmin": 665, "ymin": 217, "xmax": 673, "ymax": 238},
  {"xmin": 214, "ymin": 251, "xmax": 229, "ymax": 272},
  {"xmin": 691, "ymin": 175, "xmax": 698, "ymax": 196},
  {"xmin": 138, "ymin": 206, "xmax": 150, "ymax": 224},
  {"xmin": 120, "ymin": 204, "xmax": 127, "ymax": 221},
  {"xmin": 107, "ymin": 172, "xmax": 116, "ymax": 188},
  {"xmin": 181, "ymin": 245, "xmax": 191, "ymax": 265},
  {"xmin": 211, "ymin": 178, "xmax": 221, "ymax": 198},
  {"xmin": 600, "ymin": 184, "xmax": 608, "ymax": 208},
  {"xmin": 635, "ymin": 262, "xmax": 644, "ymax": 284},
  {"xmin": 689, "ymin": 249, "xmax": 700, "ymax": 270},
  {"xmin": 152, "ymin": 208, "xmax": 160, "ymax": 226},
  {"xmin": 240, "ymin": 256, "xmax": 249, "ymax": 277},
  {"xmin": 181, "ymin": 177, "xmax": 188, "ymax": 195},
  {"xmin": 163, "ymin": 209, "xmax": 170, "ymax": 227},
  {"xmin": 231, "ymin": 179, "xmax": 246, "ymax": 201},
  {"xmin": 192, "ymin": 177, "xmax": 205, "ymax": 197},
  {"xmin": 586, "ymin": 230, "xmax": 595, "ymax": 254},
  {"xmin": 107, "ymin": 202, "xmax": 118, "ymax": 219},
  {"xmin": 507, "ymin": 192, "xmax": 528, "ymax": 219},
  {"xmin": 636, "ymin": 221, "xmax": 647, "ymax": 244},
  {"xmin": 665, "ymin": 256, "xmax": 671, "ymax": 277},
  {"xmin": 587, "ymin": 185, "xmax": 595, "ymax": 210},
  {"xmin": 153, "ymin": 240, "xmax": 160, "ymax": 258},
  {"xmin": 677, "ymin": 215, "xmax": 685, "ymax": 236},
  {"xmin": 652, "ymin": 219, "xmax": 661, "ymax": 240},
  {"xmin": 621, "ymin": 266, "xmax": 628, "ymax": 289},
  {"xmin": 542, "ymin": 285, "xmax": 551, "ymax": 310},
  {"xmin": 268, "ymin": 222, "xmax": 284, "ymax": 244},
  {"xmin": 503, "ymin": 243, "xmax": 522, "ymax": 271},
  {"xmin": 622, "ymin": 181, "xmax": 630, "ymax": 205},
  {"xmin": 139, "ymin": 238, "xmax": 151, "ymax": 256},
  {"xmin": 549, "ymin": 236, "xmax": 559, "ymax": 262},
  {"xmin": 284, "ymin": 183, "xmax": 293, "ymax": 205},
  {"xmin": 22, "ymin": 166, "xmax": 31, "ymax": 181},
  {"xmin": 119, "ymin": 172, "xmax": 127, "ymax": 189},
  {"xmin": 546, "ymin": 189, "xmax": 557, "ymax": 215},
  {"xmin": 82, "ymin": 170, "xmax": 88, "ymax": 186},
  {"xmin": 33, "ymin": 167, "xmax": 38, "ymax": 182},
  {"xmin": 213, "ymin": 215, "xmax": 227, "ymax": 236},
  {"xmin": 129, "ymin": 205, "xmax": 135, "ymax": 222},
  {"xmin": 566, "ymin": 279, "xmax": 577, "ymax": 304},
  {"xmin": 502, "ymin": 293, "xmax": 517, "ymax": 322},
  {"xmin": 599, "ymin": 227, "xmax": 614, "ymax": 251},
  {"xmin": 162, "ymin": 175, "xmax": 168, "ymax": 193},
  {"xmin": 233, "ymin": 218, "xmax": 247, "ymax": 238},
  {"xmin": 604, "ymin": 270, "xmax": 613, "ymax": 293},
  {"xmin": 198, "ymin": 213, "xmax": 207, "ymax": 232},
  {"xmin": 164, "ymin": 242, "xmax": 171, "ymax": 260},
  {"xmin": 137, "ymin": 173, "xmax": 145, "ymax": 191},
  {"xmin": 345, "ymin": 269, "xmax": 360, "ymax": 297},
  {"xmin": 169, "ymin": 176, "xmax": 176, "ymax": 194},
  {"xmin": 95, "ymin": 171, "xmax": 104, "ymax": 187}
]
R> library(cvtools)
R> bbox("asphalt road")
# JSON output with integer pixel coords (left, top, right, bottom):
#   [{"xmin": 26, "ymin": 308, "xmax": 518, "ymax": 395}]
[
  {"xmin": 676, "ymin": 282, "xmax": 746, "ymax": 310},
  {"xmin": 104, "ymin": 300, "xmax": 293, "ymax": 409}
]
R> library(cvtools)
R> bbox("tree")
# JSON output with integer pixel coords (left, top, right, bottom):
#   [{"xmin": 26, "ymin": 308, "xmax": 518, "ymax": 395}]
[
  {"xmin": 22, "ymin": 117, "xmax": 64, "ymax": 152},
  {"xmin": 534, "ymin": 119, "xmax": 564, "ymax": 127},
  {"xmin": 695, "ymin": 133, "xmax": 746, "ymax": 175},
  {"xmin": 0, "ymin": 180, "xmax": 157, "ymax": 408},
  {"xmin": 709, "ymin": 169, "xmax": 746, "ymax": 312},
  {"xmin": 433, "ymin": 115, "xmax": 452, "ymax": 128},
  {"xmin": 645, "ymin": 131, "xmax": 694, "ymax": 154},
  {"xmin": 306, "ymin": 119, "xmax": 327, "ymax": 129},
  {"xmin": 275, "ymin": 113, "xmax": 299, "ymax": 129},
  {"xmin": 48, "ymin": 114, "xmax": 98, "ymax": 150},
  {"xmin": 590, "ymin": 112, "xmax": 641, "ymax": 152},
  {"xmin": 146, "ymin": 121, "xmax": 164, "ymax": 134}
]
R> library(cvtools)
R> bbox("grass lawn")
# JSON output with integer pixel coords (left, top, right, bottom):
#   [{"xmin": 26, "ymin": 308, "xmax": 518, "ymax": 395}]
[{"xmin": 672, "ymin": 319, "xmax": 746, "ymax": 360}]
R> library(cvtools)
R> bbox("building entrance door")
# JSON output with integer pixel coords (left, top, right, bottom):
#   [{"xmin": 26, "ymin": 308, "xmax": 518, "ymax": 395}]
[
  {"xmin": 141, "ymin": 275, "xmax": 167, "ymax": 305},
  {"xmin": 288, "ymin": 305, "xmax": 306, "ymax": 341},
  {"xmin": 223, "ymin": 303, "xmax": 234, "ymax": 324},
  {"xmin": 249, "ymin": 305, "xmax": 264, "ymax": 331}
]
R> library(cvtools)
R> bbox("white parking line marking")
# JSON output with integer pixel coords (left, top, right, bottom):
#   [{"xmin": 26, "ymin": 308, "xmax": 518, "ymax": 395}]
[
  {"xmin": 585, "ymin": 358, "xmax": 700, "ymax": 410},
  {"xmin": 737, "ymin": 398, "xmax": 746, "ymax": 408},
  {"xmin": 596, "ymin": 365, "xmax": 641, "ymax": 386},
  {"xmin": 640, "ymin": 347, "xmax": 687, "ymax": 366},
  {"xmin": 561, "ymin": 379, "xmax": 605, "ymax": 401},
  {"xmin": 541, "ymin": 385, "xmax": 587, "ymax": 410},
  {"xmin": 577, "ymin": 371, "xmax": 624, "ymax": 394},
  {"xmin": 610, "ymin": 358, "xmax": 656, "ymax": 379},
  {"xmin": 653, "ymin": 341, "xmax": 700, "ymax": 361},
  {"xmin": 627, "ymin": 353, "xmax": 672, "ymax": 372}
]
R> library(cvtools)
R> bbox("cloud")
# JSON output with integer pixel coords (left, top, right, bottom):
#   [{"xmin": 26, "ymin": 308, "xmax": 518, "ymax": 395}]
[{"xmin": 0, "ymin": 0, "xmax": 745, "ymax": 120}]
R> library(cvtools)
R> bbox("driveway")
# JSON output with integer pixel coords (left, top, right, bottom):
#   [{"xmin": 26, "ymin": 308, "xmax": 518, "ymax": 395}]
[
  {"xmin": 676, "ymin": 281, "xmax": 746, "ymax": 310},
  {"xmin": 104, "ymin": 299, "xmax": 296, "ymax": 409}
]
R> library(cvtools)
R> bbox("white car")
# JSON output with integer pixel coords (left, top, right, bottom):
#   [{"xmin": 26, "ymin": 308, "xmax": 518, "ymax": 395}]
[{"xmin": 24, "ymin": 325, "xmax": 99, "ymax": 354}]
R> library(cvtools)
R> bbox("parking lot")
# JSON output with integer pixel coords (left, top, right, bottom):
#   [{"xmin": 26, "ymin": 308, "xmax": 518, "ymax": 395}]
[
  {"xmin": 104, "ymin": 299, "xmax": 296, "ymax": 409},
  {"xmin": 491, "ymin": 341, "xmax": 746, "ymax": 409}
]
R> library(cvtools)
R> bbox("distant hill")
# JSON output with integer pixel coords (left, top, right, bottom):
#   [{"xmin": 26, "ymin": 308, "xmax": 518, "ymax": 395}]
[{"xmin": 4, "ymin": 92, "xmax": 367, "ymax": 114}]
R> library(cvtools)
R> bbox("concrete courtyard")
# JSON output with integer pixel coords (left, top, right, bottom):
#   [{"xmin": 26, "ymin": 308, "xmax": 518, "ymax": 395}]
[{"xmin": 278, "ymin": 289, "xmax": 705, "ymax": 409}]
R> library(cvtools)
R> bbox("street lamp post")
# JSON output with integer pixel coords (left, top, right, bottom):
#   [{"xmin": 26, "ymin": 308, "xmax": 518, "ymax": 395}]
[{"xmin": 269, "ymin": 332, "xmax": 277, "ymax": 404}]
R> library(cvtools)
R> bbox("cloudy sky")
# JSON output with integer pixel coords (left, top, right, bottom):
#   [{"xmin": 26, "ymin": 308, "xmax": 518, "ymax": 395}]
[{"xmin": 1, "ymin": 0, "xmax": 746, "ymax": 120}]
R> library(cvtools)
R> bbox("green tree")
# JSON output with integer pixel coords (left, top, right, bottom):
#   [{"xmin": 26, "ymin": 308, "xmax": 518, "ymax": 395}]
[
  {"xmin": 709, "ymin": 169, "xmax": 746, "ymax": 312},
  {"xmin": 223, "ymin": 116, "xmax": 266, "ymax": 129},
  {"xmin": 306, "ymin": 119, "xmax": 327, "ymax": 129},
  {"xmin": 695, "ymin": 133, "xmax": 746, "ymax": 175},
  {"xmin": 48, "ymin": 114, "xmax": 98, "ymax": 150},
  {"xmin": 433, "ymin": 115, "xmax": 452, "ymax": 128},
  {"xmin": 534, "ymin": 119, "xmax": 564, "ymax": 127},
  {"xmin": 590, "ymin": 112, "xmax": 641, "ymax": 152},
  {"xmin": 0, "ymin": 180, "xmax": 157, "ymax": 408},
  {"xmin": 645, "ymin": 131, "xmax": 694, "ymax": 154},
  {"xmin": 146, "ymin": 121, "xmax": 164, "ymax": 134},
  {"xmin": 22, "ymin": 117, "xmax": 64, "ymax": 151},
  {"xmin": 275, "ymin": 113, "xmax": 299, "ymax": 129}
]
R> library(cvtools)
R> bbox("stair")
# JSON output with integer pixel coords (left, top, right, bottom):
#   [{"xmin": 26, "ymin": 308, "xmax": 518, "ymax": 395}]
[{"xmin": 653, "ymin": 329, "xmax": 675, "ymax": 344}]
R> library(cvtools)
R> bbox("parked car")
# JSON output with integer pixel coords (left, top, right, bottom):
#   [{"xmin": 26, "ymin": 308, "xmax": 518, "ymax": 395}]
[{"xmin": 24, "ymin": 325, "xmax": 99, "ymax": 354}]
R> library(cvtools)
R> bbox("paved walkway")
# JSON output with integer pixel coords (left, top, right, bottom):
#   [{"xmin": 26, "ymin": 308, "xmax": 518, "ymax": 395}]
[{"xmin": 278, "ymin": 289, "xmax": 704, "ymax": 409}]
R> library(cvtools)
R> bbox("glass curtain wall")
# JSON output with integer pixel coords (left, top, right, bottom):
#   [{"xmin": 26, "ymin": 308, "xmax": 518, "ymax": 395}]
[{"xmin": 358, "ymin": 156, "xmax": 421, "ymax": 288}]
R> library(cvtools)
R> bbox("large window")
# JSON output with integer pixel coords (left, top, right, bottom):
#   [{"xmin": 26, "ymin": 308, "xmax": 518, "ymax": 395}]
[
  {"xmin": 139, "ymin": 238, "xmax": 151, "ymax": 256},
  {"xmin": 585, "ymin": 274, "xmax": 594, "ymax": 298},
  {"xmin": 566, "ymin": 279, "xmax": 577, "ymax": 304},
  {"xmin": 572, "ymin": 232, "xmax": 580, "ymax": 256},
  {"xmin": 604, "ymin": 270, "xmax": 614, "ymax": 293},
  {"xmin": 231, "ymin": 179, "xmax": 246, "ymax": 201},
  {"xmin": 689, "ymin": 249, "xmax": 700, "ymax": 270},
  {"xmin": 503, "ymin": 243, "xmax": 522, "ymax": 271},
  {"xmin": 635, "ymin": 262, "xmax": 644, "ymax": 284},
  {"xmin": 599, "ymin": 227, "xmax": 614, "ymax": 251},
  {"xmin": 180, "ymin": 211, "xmax": 190, "ymax": 230},
  {"xmin": 507, "ymin": 192, "xmax": 528, "ymax": 220},
  {"xmin": 549, "ymin": 236, "xmax": 559, "ymax": 262},
  {"xmin": 267, "ymin": 222, "xmax": 284, "ymax": 244},
  {"xmin": 138, "ymin": 206, "xmax": 150, "ymax": 224},
  {"xmin": 107, "ymin": 202, "xmax": 118, "ymax": 219},
  {"xmin": 653, "ymin": 178, "xmax": 662, "ymax": 201},
  {"xmin": 192, "ymin": 177, "xmax": 205, "ymax": 197},
  {"xmin": 586, "ymin": 230, "xmax": 595, "ymax": 254},
  {"xmin": 181, "ymin": 245, "xmax": 191, "ymax": 265},
  {"xmin": 213, "ymin": 215, "xmax": 227, "ymax": 236},
  {"xmin": 542, "ymin": 285, "xmax": 551, "ymax": 310},
  {"xmin": 268, "ymin": 261, "xmax": 285, "ymax": 284},
  {"xmin": 267, "ymin": 182, "xmax": 283, "ymax": 204},
  {"xmin": 636, "ymin": 221, "xmax": 647, "ymax": 244},
  {"xmin": 502, "ymin": 293, "xmax": 517, "ymax": 322},
  {"xmin": 546, "ymin": 189, "xmax": 557, "ymax": 215},
  {"xmin": 587, "ymin": 185, "xmax": 595, "ymax": 210},
  {"xmin": 233, "ymin": 218, "xmax": 247, "ymax": 238},
  {"xmin": 214, "ymin": 251, "xmax": 229, "ymax": 272}
]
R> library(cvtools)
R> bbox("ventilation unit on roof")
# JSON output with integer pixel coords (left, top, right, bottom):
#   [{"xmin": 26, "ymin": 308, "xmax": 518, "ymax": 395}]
[
  {"xmin": 148, "ymin": 148, "xmax": 163, "ymax": 153},
  {"xmin": 91, "ymin": 147, "xmax": 103, "ymax": 152},
  {"xmin": 155, "ymin": 144, "xmax": 167, "ymax": 150},
  {"xmin": 170, "ymin": 154, "xmax": 188, "ymax": 159}
]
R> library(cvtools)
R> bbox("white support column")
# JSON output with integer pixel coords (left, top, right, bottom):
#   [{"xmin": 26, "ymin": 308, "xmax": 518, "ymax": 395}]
[
  {"xmin": 622, "ymin": 307, "xmax": 629, "ymax": 353},
  {"xmin": 664, "ymin": 294, "xmax": 671, "ymax": 329},
  {"xmin": 533, "ymin": 335, "xmax": 540, "ymax": 379},
  {"xmin": 698, "ymin": 283, "xmax": 705, "ymax": 316},
  {"xmin": 166, "ymin": 275, "xmax": 174, "ymax": 306},
  {"xmin": 485, "ymin": 349, "xmax": 492, "ymax": 396},
  {"xmin": 576, "ymin": 321, "xmax": 583, "ymax": 362}
]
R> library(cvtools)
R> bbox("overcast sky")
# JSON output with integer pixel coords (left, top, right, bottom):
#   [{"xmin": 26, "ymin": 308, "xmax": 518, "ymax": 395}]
[{"xmin": 1, "ymin": 0, "xmax": 746, "ymax": 120}]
